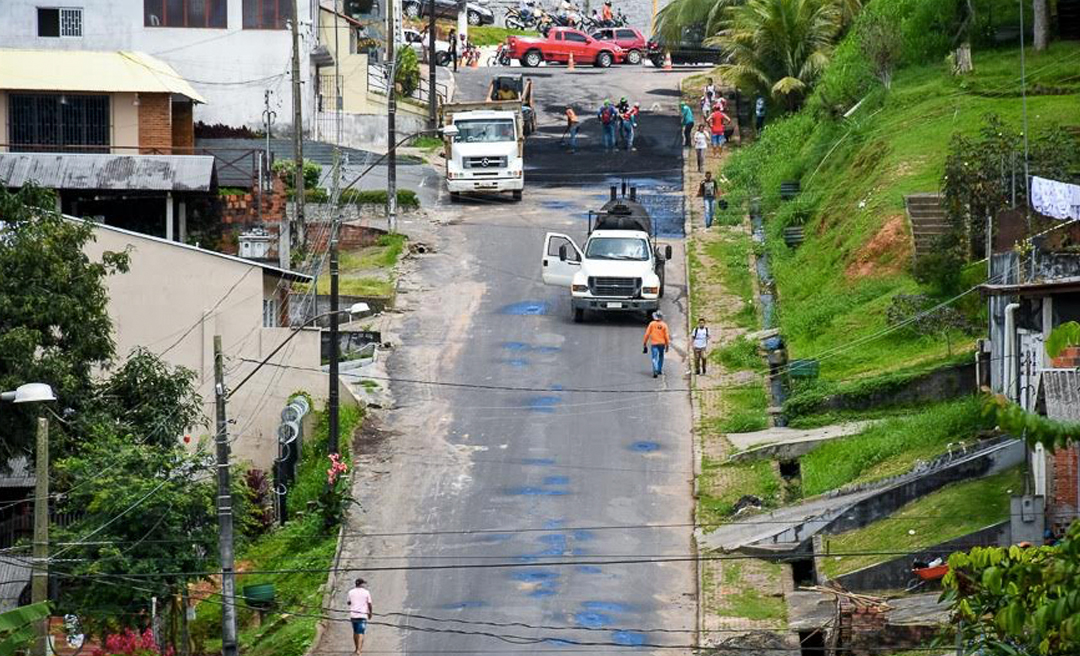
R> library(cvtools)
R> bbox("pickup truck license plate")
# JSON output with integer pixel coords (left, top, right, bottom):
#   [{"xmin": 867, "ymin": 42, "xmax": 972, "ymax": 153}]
[{"xmin": 606, "ymin": 302, "xmax": 622, "ymax": 309}]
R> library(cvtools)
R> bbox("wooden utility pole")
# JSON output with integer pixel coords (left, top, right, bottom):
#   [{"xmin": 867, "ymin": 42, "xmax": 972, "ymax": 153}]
[
  {"xmin": 428, "ymin": 0, "xmax": 437, "ymax": 128},
  {"xmin": 214, "ymin": 336, "xmax": 239, "ymax": 656},
  {"xmin": 31, "ymin": 417, "xmax": 48, "ymax": 656},
  {"xmin": 290, "ymin": 0, "xmax": 305, "ymax": 258},
  {"xmin": 387, "ymin": 0, "xmax": 398, "ymax": 233}
]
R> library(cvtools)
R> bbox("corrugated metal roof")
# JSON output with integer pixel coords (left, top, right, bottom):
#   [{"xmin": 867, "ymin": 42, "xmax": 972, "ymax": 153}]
[
  {"xmin": 1044, "ymin": 370, "xmax": 1080, "ymax": 423},
  {"xmin": 0, "ymin": 457, "xmax": 33, "ymax": 488},
  {"xmin": 0, "ymin": 49, "xmax": 205, "ymax": 103},
  {"xmin": 981, "ymin": 277, "xmax": 1080, "ymax": 296},
  {"xmin": 0, "ymin": 558, "xmax": 31, "ymax": 612},
  {"xmin": 0, "ymin": 153, "xmax": 216, "ymax": 192}
]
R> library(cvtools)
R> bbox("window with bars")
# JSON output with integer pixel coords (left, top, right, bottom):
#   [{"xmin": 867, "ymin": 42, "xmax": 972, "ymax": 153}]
[
  {"xmin": 144, "ymin": 0, "xmax": 227, "ymax": 28},
  {"xmin": 9, "ymin": 94, "xmax": 110, "ymax": 153},
  {"xmin": 243, "ymin": 0, "xmax": 292, "ymax": 29},
  {"xmin": 37, "ymin": 7, "xmax": 82, "ymax": 37},
  {"xmin": 262, "ymin": 299, "xmax": 279, "ymax": 327}
]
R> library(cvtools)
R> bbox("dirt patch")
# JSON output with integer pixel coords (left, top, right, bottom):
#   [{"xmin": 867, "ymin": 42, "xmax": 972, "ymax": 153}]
[{"xmin": 844, "ymin": 213, "xmax": 913, "ymax": 280}]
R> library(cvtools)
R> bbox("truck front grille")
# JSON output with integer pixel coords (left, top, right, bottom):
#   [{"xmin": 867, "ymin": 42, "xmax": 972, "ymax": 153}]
[
  {"xmin": 464, "ymin": 155, "xmax": 508, "ymax": 169},
  {"xmin": 588, "ymin": 276, "xmax": 641, "ymax": 297}
]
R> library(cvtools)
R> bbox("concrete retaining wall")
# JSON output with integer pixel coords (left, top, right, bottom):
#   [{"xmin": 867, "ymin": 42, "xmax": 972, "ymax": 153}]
[
  {"xmin": 818, "ymin": 362, "xmax": 977, "ymax": 414},
  {"xmin": 829, "ymin": 522, "xmax": 1010, "ymax": 592}
]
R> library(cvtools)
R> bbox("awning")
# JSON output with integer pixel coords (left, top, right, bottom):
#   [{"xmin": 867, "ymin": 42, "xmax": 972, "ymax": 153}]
[{"xmin": 0, "ymin": 153, "xmax": 216, "ymax": 192}]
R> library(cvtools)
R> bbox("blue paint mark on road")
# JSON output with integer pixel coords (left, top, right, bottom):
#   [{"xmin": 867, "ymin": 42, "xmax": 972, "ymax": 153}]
[
  {"xmin": 502, "ymin": 341, "xmax": 530, "ymax": 351},
  {"xmin": 527, "ymin": 396, "xmax": 561, "ymax": 413},
  {"xmin": 522, "ymin": 458, "xmax": 556, "ymax": 466},
  {"xmin": 512, "ymin": 570, "xmax": 558, "ymax": 582},
  {"xmin": 574, "ymin": 612, "xmax": 612, "ymax": 629},
  {"xmin": 482, "ymin": 533, "xmax": 514, "ymax": 543},
  {"xmin": 550, "ymin": 384, "xmax": 565, "ymax": 391},
  {"xmin": 577, "ymin": 565, "xmax": 603, "ymax": 574},
  {"xmin": 499, "ymin": 301, "xmax": 549, "ymax": 315},
  {"xmin": 543, "ymin": 476, "xmax": 570, "ymax": 485},
  {"xmin": 536, "ymin": 533, "xmax": 569, "ymax": 555},
  {"xmin": 583, "ymin": 601, "xmax": 631, "ymax": 613},
  {"xmin": 630, "ymin": 441, "xmax": 660, "ymax": 452},
  {"xmin": 530, "ymin": 587, "xmax": 557, "ymax": 597},
  {"xmin": 545, "ymin": 638, "xmax": 578, "ymax": 647},
  {"xmin": 543, "ymin": 519, "xmax": 566, "ymax": 529},
  {"xmin": 611, "ymin": 631, "xmax": 648, "ymax": 646},
  {"xmin": 572, "ymin": 529, "xmax": 595, "ymax": 541},
  {"xmin": 534, "ymin": 346, "xmax": 561, "ymax": 354},
  {"xmin": 504, "ymin": 358, "xmax": 530, "ymax": 368},
  {"xmin": 506, "ymin": 486, "xmax": 568, "ymax": 496}
]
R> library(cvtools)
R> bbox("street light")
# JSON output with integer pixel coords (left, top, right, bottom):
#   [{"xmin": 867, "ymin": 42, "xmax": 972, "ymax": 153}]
[{"xmin": 1, "ymin": 382, "xmax": 56, "ymax": 656}]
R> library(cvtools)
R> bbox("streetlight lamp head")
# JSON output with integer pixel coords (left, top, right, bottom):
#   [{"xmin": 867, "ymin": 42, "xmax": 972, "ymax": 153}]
[
  {"xmin": 347, "ymin": 302, "xmax": 370, "ymax": 316},
  {"xmin": 3, "ymin": 383, "xmax": 57, "ymax": 404}
]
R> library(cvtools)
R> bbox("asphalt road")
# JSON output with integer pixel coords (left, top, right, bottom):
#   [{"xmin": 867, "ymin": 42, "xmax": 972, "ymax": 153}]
[{"xmin": 317, "ymin": 64, "xmax": 697, "ymax": 656}]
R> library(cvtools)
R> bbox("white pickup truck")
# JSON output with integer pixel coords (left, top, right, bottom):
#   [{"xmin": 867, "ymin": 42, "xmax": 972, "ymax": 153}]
[{"xmin": 541, "ymin": 188, "xmax": 672, "ymax": 323}]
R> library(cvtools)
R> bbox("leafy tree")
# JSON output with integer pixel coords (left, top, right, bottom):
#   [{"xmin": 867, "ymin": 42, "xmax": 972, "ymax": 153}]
[
  {"xmin": 654, "ymin": 0, "xmax": 734, "ymax": 46},
  {"xmin": 944, "ymin": 514, "xmax": 1080, "ymax": 654},
  {"xmin": 52, "ymin": 427, "xmax": 217, "ymax": 641},
  {"xmin": 394, "ymin": 46, "xmax": 421, "ymax": 97},
  {"xmin": 710, "ymin": 0, "xmax": 847, "ymax": 111},
  {"xmin": 858, "ymin": 7, "xmax": 903, "ymax": 89},
  {"xmin": 0, "ymin": 183, "xmax": 130, "ymax": 465}
]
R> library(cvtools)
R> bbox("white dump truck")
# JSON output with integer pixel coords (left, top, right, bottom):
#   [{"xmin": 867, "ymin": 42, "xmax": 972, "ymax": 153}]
[
  {"xmin": 541, "ymin": 186, "xmax": 672, "ymax": 323},
  {"xmin": 440, "ymin": 76, "xmax": 534, "ymax": 202}
]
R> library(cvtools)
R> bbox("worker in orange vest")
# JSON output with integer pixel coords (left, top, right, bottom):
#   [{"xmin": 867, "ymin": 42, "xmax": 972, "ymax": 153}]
[{"xmin": 643, "ymin": 311, "xmax": 671, "ymax": 378}]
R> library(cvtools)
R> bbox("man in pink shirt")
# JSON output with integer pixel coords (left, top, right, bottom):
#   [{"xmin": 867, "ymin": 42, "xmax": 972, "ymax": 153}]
[{"xmin": 347, "ymin": 578, "xmax": 373, "ymax": 654}]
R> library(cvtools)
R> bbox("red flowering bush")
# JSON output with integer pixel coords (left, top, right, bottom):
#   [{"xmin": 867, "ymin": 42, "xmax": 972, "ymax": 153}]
[
  {"xmin": 316, "ymin": 453, "xmax": 354, "ymax": 528},
  {"xmin": 92, "ymin": 628, "xmax": 174, "ymax": 656}
]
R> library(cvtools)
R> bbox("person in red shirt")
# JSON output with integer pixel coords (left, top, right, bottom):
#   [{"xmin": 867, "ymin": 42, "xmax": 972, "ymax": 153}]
[{"xmin": 709, "ymin": 108, "xmax": 730, "ymax": 150}]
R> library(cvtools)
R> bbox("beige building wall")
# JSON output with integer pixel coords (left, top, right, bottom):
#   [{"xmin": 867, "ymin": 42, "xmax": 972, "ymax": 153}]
[
  {"xmin": 112, "ymin": 92, "xmax": 139, "ymax": 152},
  {"xmin": 82, "ymin": 224, "xmax": 331, "ymax": 470},
  {"xmin": 318, "ymin": 8, "xmax": 376, "ymax": 115}
]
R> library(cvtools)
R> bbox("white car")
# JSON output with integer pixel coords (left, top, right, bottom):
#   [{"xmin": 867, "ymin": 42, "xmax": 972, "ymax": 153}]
[{"xmin": 402, "ymin": 28, "xmax": 452, "ymax": 66}]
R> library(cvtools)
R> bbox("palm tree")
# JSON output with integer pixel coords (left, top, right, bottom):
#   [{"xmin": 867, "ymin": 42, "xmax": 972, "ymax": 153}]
[
  {"xmin": 653, "ymin": 0, "xmax": 733, "ymax": 44},
  {"xmin": 710, "ymin": 0, "xmax": 846, "ymax": 111}
]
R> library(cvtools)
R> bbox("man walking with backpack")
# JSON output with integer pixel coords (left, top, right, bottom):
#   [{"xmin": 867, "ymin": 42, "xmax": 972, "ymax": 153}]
[
  {"xmin": 598, "ymin": 100, "xmax": 617, "ymax": 151},
  {"xmin": 690, "ymin": 318, "xmax": 710, "ymax": 375}
]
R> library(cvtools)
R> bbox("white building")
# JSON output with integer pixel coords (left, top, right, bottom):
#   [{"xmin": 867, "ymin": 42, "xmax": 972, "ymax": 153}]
[{"xmin": 0, "ymin": 0, "xmax": 319, "ymax": 131}]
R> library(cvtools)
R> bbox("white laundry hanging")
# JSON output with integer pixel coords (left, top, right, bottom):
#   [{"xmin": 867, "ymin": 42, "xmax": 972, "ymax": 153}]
[{"xmin": 1030, "ymin": 175, "xmax": 1080, "ymax": 220}]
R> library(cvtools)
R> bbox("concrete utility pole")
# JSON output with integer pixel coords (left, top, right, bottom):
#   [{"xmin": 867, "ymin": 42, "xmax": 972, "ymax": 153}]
[
  {"xmin": 328, "ymin": 230, "xmax": 341, "ymax": 455},
  {"xmin": 387, "ymin": 0, "xmax": 398, "ymax": 233},
  {"xmin": 213, "ymin": 336, "xmax": 239, "ymax": 656},
  {"xmin": 31, "ymin": 417, "xmax": 48, "ymax": 656},
  {"xmin": 290, "ymin": 0, "xmax": 306, "ymax": 259},
  {"xmin": 428, "ymin": 0, "xmax": 437, "ymax": 128}
]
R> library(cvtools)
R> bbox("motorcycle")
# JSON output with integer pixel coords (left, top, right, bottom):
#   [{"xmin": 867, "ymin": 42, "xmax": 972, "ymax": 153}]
[
  {"xmin": 487, "ymin": 42, "xmax": 512, "ymax": 66},
  {"xmin": 504, "ymin": 5, "xmax": 543, "ymax": 29},
  {"xmin": 461, "ymin": 41, "xmax": 481, "ymax": 67}
]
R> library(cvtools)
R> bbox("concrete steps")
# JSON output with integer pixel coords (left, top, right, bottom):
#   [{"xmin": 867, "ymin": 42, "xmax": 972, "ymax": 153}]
[{"xmin": 904, "ymin": 193, "xmax": 950, "ymax": 258}]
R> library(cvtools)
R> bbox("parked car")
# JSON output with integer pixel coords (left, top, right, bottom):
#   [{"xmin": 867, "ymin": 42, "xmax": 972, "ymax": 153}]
[
  {"xmin": 402, "ymin": 28, "xmax": 452, "ymax": 66},
  {"xmin": 402, "ymin": 0, "xmax": 495, "ymax": 25},
  {"xmin": 645, "ymin": 26, "xmax": 724, "ymax": 67},
  {"xmin": 590, "ymin": 27, "xmax": 645, "ymax": 64},
  {"xmin": 506, "ymin": 27, "xmax": 625, "ymax": 68}
]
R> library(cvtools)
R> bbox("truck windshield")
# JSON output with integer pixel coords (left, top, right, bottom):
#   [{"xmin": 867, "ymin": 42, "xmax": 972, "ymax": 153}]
[
  {"xmin": 585, "ymin": 237, "xmax": 649, "ymax": 261},
  {"xmin": 453, "ymin": 119, "xmax": 516, "ymax": 143}
]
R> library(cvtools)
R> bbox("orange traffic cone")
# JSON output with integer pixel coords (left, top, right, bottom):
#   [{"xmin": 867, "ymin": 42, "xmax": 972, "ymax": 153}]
[
  {"xmin": 470, "ymin": 53, "xmax": 479, "ymax": 69},
  {"xmin": 663, "ymin": 51, "xmax": 673, "ymax": 71},
  {"xmin": 568, "ymin": 52, "xmax": 575, "ymax": 70}
]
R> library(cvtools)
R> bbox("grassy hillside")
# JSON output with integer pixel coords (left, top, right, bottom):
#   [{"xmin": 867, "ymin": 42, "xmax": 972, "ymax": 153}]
[{"xmin": 722, "ymin": 41, "xmax": 1080, "ymax": 381}]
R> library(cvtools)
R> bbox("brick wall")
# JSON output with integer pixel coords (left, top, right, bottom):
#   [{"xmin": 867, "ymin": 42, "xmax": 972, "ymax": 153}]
[
  {"xmin": 171, "ymin": 101, "xmax": 194, "ymax": 150},
  {"xmin": 1050, "ymin": 446, "xmax": 1079, "ymax": 534},
  {"xmin": 138, "ymin": 93, "xmax": 172, "ymax": 153},
  {"xmin": 219, "ymin": 175, "xmax": 290, "ymax": 254}
]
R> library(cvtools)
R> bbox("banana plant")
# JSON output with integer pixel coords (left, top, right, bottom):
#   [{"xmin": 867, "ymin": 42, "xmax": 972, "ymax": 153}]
[{"xmin": 0, "ymin": 602, "xmax": 49, "ymax": 656}]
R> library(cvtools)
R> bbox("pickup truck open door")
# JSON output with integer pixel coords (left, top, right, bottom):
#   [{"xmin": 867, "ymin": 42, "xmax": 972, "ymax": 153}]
[{"xmin": 541, "ymin": 232, "xmax": 582, "ymax": 286}]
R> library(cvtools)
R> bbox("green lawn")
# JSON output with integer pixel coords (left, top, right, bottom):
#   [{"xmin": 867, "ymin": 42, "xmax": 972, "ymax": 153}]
[
  {"xmin": 819, "ymin": 467, "xmax": 1023, "ymax": 579},
  {"xmin": 468, "ymin": 25, "xmax": 535, "ymax": 46},
  {"xmin": 703, "ymin": 231, "xmax": 757, "ymax": 330},
  {"xmin": 722, "ymin": 41, "xmax": 1080, "ymax": 382},
  {"xmin": 699, "ymin": 455, "xmax": 781, "ymax": 527},
  {"xmin": 301, "ymin": 234, "xmax": 404, "ymax": 300},
  {"xmin": 711, "ymin": 559, "xmax": 787, "ymax": 622},
  {"xmin": 799, "ymin": 397, "xmax": 994, "ymax": 497}
]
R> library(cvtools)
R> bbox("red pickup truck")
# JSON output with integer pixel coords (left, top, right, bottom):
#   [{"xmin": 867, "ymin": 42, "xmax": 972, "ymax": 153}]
[{"xmin": 506, "ymin": 27, "xmax": 626, "ymax": 68}]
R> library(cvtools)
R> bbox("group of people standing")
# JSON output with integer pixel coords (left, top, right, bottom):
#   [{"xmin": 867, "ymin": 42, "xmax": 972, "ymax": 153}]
[{"xmin": 562, "ymin": 97, "xmax": 641, "ymax": 152}]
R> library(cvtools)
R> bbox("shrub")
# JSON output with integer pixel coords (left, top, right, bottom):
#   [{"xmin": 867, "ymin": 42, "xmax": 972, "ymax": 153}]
[
  {"xmin": 339, "ymin": 188, "xmax": 420, "ymax": 208},
  {"xmin": 272, "ymin": 158, "xmax": 322, "ymax": 190},
  {"xmin": 395, "ymin": 47, "xmax": 420, "ymax": 97}
]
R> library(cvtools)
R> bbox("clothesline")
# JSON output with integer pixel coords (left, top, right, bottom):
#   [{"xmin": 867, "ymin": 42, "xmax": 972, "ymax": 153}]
[{"xmin": 1030, "ymin": 175, "xmax": 1080, "ymax": 221}]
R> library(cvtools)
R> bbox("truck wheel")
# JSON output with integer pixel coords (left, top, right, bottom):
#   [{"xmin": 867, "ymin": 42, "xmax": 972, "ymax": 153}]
[
  {"xmin": 595, "ymin": 51, "xmax": 613, "ymax": 68},
  {"xmin": 523, "ymin": 50, "xmax": 542, "ymax": 67},
  {"xmin": 449, "ymin": 192, "xmax": 461, "ymax": 203},
  {"xmin": 512, "ymin": 189, "xmax": 522, "ymax": 201},
  {"xmin": 573, "ymin": 308, "xmax": 585, "ymax": 323},
  {"xmin": 626, "ymin": 49, "xmax": 642, "ymax": 65}
]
